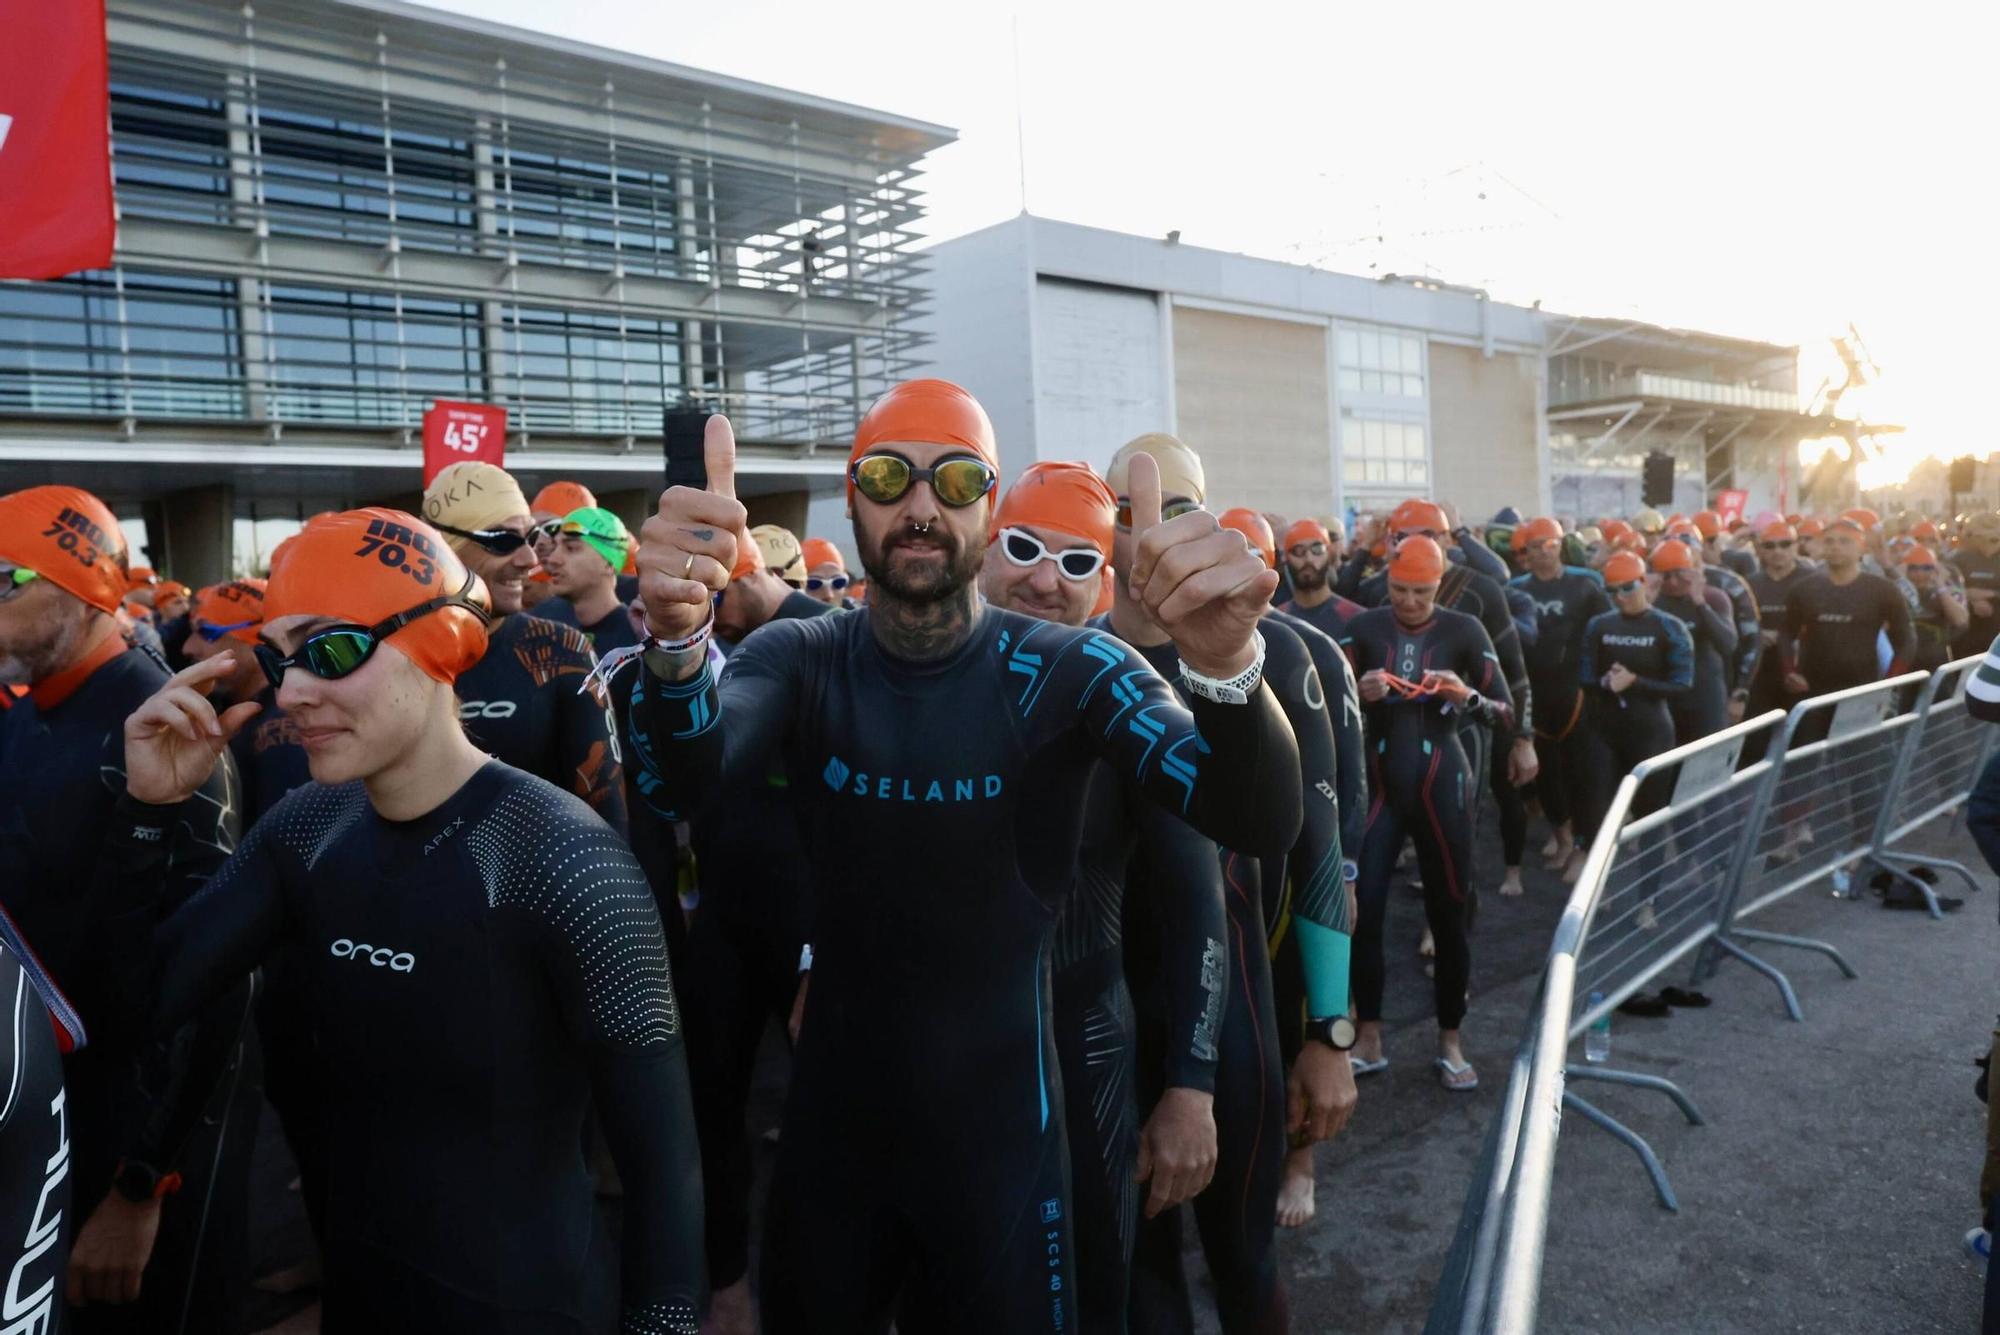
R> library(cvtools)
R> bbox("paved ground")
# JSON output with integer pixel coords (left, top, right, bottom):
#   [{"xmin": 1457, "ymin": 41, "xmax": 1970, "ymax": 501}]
[{"xmin": 241, "ymin": 806, "xmax": 1997, "ymax": 1333}]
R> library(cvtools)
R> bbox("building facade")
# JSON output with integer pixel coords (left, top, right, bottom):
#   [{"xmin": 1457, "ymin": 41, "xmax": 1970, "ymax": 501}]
[
  {"xmin": 915, "ymin": 215, "xmax": 1551, "ymax": 527},
  {"xmin": 0, "ymin": 0, "xmax": 950, "ymax": 581}
]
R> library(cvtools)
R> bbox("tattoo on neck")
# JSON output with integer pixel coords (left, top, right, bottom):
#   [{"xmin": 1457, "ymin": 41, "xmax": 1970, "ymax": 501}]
[{"xmin": 870, "ymin": 585, "xmax": 979, "ymax": 662}]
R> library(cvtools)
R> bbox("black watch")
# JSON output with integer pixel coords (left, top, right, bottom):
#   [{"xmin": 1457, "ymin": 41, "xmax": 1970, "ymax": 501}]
[
  {"xmin": 113, "ymin": 1159, "xmax": 181, "ymax": 1203},
  {"xmin": 1306, "ymin": 1016, "xmax": 1357, "ymax": 1051}
]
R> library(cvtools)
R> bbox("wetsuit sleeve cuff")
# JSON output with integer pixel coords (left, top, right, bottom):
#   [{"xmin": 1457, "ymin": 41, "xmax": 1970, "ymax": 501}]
[{"xmin": 1161, "ymin": 1054, "xmax": 1220, "ymax": 1095}]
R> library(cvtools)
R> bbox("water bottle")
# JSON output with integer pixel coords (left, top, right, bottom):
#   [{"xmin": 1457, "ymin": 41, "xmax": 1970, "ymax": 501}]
[
  {"xmin": 1830, "ymin": 866, "xmax": 1855, "ymax": 900},
  {"xmin": 1584, "ymin": 991, "xmax": 1611, "ymax": 1063}
]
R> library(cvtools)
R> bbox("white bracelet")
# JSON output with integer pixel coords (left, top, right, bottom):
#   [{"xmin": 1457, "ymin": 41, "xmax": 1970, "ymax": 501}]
[{"xmin": 1178, "ymin": 630, "xmax": 1267, "ymax": 705}]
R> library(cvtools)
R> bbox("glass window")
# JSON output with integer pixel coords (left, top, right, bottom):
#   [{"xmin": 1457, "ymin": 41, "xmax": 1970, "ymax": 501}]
[
  {"xmin": 1339, "ymin": 410, "xmax": 1429, "ymax": 490},
  {"xmin": 0, "ymin": 271, "xmax": 241, "ymax": 418},
  {"xmin": 1335, "ymin": 323, "xmax": 1425, "ymax": 400},
  {"xmin": 496, "ymin": 305, "xmax": 684, "ymax": 434},
  {"xmin": 110, "ymin": 68, "xmax": 232, "ymax": 223},
  {"xmin": 266, "ymin": 285, "xmax": 480, "ymax": 425}
]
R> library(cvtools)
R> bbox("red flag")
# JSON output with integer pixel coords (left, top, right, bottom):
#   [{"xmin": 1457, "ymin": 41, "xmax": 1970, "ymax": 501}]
[
  {"xmin": 421, "ymin": 400, "xmax": 508, "ymax": 485},
  {"xmin": 1714, "ymin": 488, "xmax": 1750, "ymax": 526},
  {"xmin": 0, "ymin": 0, "xmax": 115, "ymax": 280}
]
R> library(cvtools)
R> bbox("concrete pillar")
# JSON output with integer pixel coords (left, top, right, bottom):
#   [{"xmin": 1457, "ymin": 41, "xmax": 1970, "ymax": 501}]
[
  {"xmin": 158, "ymin": 484, "xmax": 236, "ymax": 587},
  {"xmin": 595, "ymin": 488, "xmax": 654, "ymax": 541},
  {"xmin": 744, "ymin": 490, "xmax": 809, "ymax": 538}
]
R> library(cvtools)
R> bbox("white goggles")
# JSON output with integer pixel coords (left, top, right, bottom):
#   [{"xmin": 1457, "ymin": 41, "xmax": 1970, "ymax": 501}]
[{"xmin": 998, "ymin": 526, "xmax": 1105, "ymax": 582}]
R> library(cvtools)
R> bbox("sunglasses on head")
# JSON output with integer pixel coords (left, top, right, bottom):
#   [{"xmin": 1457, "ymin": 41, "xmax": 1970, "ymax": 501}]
[
  {"xmin": 255, "ymin": 573, "xmax": 487, "ymax": 690},
  {"xmin": 998, "ymin": 526, "xmax": 1105, "ymax": 581},
  {"xmin": 1906, "ymin": 563, "xmax": 1937, "ymax": 572},
  {"xmin": 1115, "ymin": 497, "xmax": 1202, "ymax": 530},
  {"xmin": 1608, "ymin": 579, "xmax": 1644, "ymax": 595},
  {"xmin": 1288, "ymin": 541, "xmax": 1328, "ymax": 558},
  {"xmin": 1760, "ymin": 539, "xmax": 1794, "ymax": 550},
  {"xmin": 0, "ymin": 566, "xmax": 40, "ymax": 602},
  {"xmin": 196, "ymin": 618, "xmax": 256, "ymax": 643},
  {"xmin": 434, "ymin": 522, "xmax": 534, "ymax": 556},
  {"xmin": 530, "ymin": 520, "xmax": 564, "ymax": 545},
  {"xmin": 850, "ymin": 452, "xmax": 996, "ymax": 508},
  {"xmin": 806, "ymin": 574, "xmax": 850, "ymax": 593}
]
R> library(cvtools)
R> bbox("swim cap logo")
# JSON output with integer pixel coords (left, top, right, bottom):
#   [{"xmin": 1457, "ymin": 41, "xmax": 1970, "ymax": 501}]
[
  {"xmin": 353, "ymin": 517, "xmax": 439, "ymax": 588},
  {"xmin": 40, "ymin": 507, "xmax": 117, "ymax": 569},
  {"xmin": 329, "ymin": 938, "xmax": 416, "ymax": 973},
  {"xmin": 820, "ymin": 752, "xmax": 1002, "ymax": 803}
]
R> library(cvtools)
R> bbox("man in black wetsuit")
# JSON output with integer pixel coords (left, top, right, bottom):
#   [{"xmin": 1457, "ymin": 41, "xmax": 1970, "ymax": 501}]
[
  {"xmin": 0, "ymin": 486, "xmax": 254, "ymax": 1335},
  {"xmin": 1577, "ymin": 551, "xmax": 1694, "ymax": 841},
  {"xmin": 634, "ymin": 505, "xmax": 831, "ymax": 1334},
  {"xmin": 423, "ymin": 462, "xmax": 626, "ymax": 831},
  {"xmin": 1745, "ymin": 521, "xmax": 1816, "ymax": 724},
  {"xmin": 547, "ymin": 507, "xmax": 644, "ymax": 654},
  {"xmin": 1780, "ymin": 517, "xmax": 1916, "ymax": 702},
  {"xmin": 1650, "ymin": 539, "xmax": 1738, "ymax": 744},
  {"xmin": 1121, "ymin": 487, "xmax": 1350, "ymax": 1333},
  {"xmin": 1279, "ymin": 517, "xmax": 1366, "ymax": 643},
  {"xmin": 1, "ymin": 906, "xmax": 85, "ymax": 1335},
  {"xmin": 113, "ymin": 508, "xmax": 703, "ymax": 1334},
  {"xmin": 1901, "ymin": 545, "xmax": 1969, "ymax": 672},
  {"xmin": 1660, "ymin": 521, "xmax": 1761, "ymax": 724},
  {"xmin": 1950, "ymin": 512, "xmax": 2000, "ymax": 658},
  {"xmin": 1341, "ymin": 536, "xmax": 1512, "ymax": 1092},
  {"xmin": 976, "ymin": 459, "xmax": 1230, "ymax": 1335},
  {"xmin": 625, "ymin": 382, "xmax": 1303, "ymax": 1335},
  {"xmin": 1508, "ymin": 517, "xmax": 1610, "ymax": 882}
]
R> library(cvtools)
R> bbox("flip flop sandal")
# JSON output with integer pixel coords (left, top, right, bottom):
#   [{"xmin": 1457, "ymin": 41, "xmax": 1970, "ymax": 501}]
[
  {"xmin": 1350, "ymin": 1054, "xmax": 1389, "ymax": 1076},
  {"xmin": 1435, "ymin": 1057, "xmax": 1478, "ymax": 1091}
]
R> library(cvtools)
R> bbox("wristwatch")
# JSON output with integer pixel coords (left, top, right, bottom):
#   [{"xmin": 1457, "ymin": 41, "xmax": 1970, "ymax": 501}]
[
  {"xmin": 1306, "ymin": 1016, "xmax": 1357, "ymax": 1051},
  {"xmin": 112, "ymin": 1159, "xmax": 183, "ymax": 1203},
  {"xmin": 1178, "ymin": 631, "xmax": 1267, "ymax": 705}
]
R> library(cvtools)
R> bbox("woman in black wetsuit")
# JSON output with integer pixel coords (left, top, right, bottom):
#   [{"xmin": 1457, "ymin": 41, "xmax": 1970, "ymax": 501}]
[{"xmin": 109, "ymin": 508, "xmax": 701, "ymax": 1335}]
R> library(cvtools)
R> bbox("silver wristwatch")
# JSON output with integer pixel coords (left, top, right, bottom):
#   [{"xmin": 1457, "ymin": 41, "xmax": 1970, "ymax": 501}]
[{"xmin": 1178, "ymin": 631, "xmax": 1267, "ymax": 705}]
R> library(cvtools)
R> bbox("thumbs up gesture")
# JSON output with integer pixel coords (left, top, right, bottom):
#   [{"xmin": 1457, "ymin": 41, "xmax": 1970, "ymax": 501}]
[
  {"xmin": 1125, "ymin": 452, "xmax": 1276, "ymax": 680},
  {"xmin": 637, "ymin": 414, "xmax": 747, "ymax": 645}
]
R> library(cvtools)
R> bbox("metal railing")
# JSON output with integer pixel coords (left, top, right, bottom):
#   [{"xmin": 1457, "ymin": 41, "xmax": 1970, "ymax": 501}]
[{"xmin": 1426, "ymin": 655, "xmax": 1993, "ymax": 1332}]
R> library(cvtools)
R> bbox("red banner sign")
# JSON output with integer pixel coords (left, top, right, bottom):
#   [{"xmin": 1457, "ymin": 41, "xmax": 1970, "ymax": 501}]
[
  {"xmin": 421, "ymin": 401, "xmax": 507, "ymax": 484},
  {"xmin": 1714, "ymin": 488, "xmax": 1750, "ymax": 525},
  {"xmin": 0, "ymin": 0, "xmax": 116, "ymax": 279}
]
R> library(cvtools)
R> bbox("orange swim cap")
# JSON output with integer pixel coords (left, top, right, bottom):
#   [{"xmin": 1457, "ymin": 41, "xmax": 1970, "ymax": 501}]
[
  {"xmin": 530, "ymin": 481, "xmax": 597, "ymax": 519},
  {"xmin": 192, "ymin": 578, "xmax": 268, "ymax": 643},
  {"xmin": 850, "ymin": 379, "xmax": 998, "ymax": 504},
  {"xmin": 992, "ymin": 462, "xmax": 1118, "ymax": 564},
  {"xmin": 1650, "ymin": 540, "xmax": 1696, "ymax": 573},
  {"xmin": 1840, "ymin": 507, "xmax": 1880, "ymax": 532},
  {"xmin": 1758, "ymin": 522, "xmax": 1797, "ymax": 544},
  {"xmin": 801, "ymin": 537, "xmax": 845, "ymax": 571},
  {"xmin": 265, "ymin": 509, "xmax": 489, "ymax": 684},
  {"xmin": 0, "ymin": 486, "xmax": 131, "ymax": 613},
  {"xmin": 1387, "ymin": 499, "xmax": 1449, "ymax": 537},
  {"xmin": 1217, "ymin": 508, "xmax": 1276, "ymax": 569},
  {"xmin": 1386, "ymin": 534, "xmax": 1446, "ymax": 585},
  {"xmin": 1603, "ymin": 552, "xmax": 1647, "ymax": 585},
  {"xmin": 1795, "ymin": 518, "xmax": 1825, "ymax": 538},
  {"xmin": 1283, "ymin": 519, "xmax": 1331, "ymax": 552},
  {"xmin": 1693, "ymin": 510, "xmax": 1722, "ymax": 539},
  {"xmin": 1517, "ymin": 517, "xmax": 1563, "ymax": 549},
  {"xmin": 1906, "ymin": 545, "xmax": 1939, "ymax": 566}
]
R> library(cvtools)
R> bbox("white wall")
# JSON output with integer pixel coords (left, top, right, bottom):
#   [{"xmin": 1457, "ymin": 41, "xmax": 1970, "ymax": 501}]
[
  {"xmin": 1031, "ymin": 278, "xmax": 1167, "ymax": 474},
  {"xmin": 912, "ymin": 220, "xmax": 1040, "ymax": 482}
]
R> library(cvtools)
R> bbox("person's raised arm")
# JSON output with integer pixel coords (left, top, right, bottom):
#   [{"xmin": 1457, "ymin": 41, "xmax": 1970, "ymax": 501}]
[
  {"xmin": 627, "ymin": 416, "xmax": 792, "ymax": 821},
  {"xmin": 1696, "ymin": 589, "xmax": 1738, "ymax": 662},
  {"xmin": 1106, "ymin": 453, "xmax": 1300, "ymax": 857},
  {"xmin": 1722, "ymin": 572, "xmax": 1762, "ymax": 694}
]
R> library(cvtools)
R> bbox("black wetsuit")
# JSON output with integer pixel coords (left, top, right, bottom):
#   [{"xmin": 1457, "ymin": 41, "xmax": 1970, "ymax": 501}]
[
  {"xmin": 457, "ymin": 612, "xmax": 626, "ymax": 832},
  {"xmin": 1902, "ymin": 581, "xmax": 1962, "ymax": 672},
  {"xmin": 1745, "ymin": 565, "xmax": 1816, "ymax": 720},
  {"xmin": 1654, "ymin": 586, "xmax": 1739, "ymax": 744},
  {"xmin": 1340, "ymin": 607, "xmax": 1511, "ymax": 1032},
  {"xmin": 1578, "ymin": 607, "xmax": 1694, "ymax": 835},
  {"xmin": 660, "ymin": 590, "xmax": 832, "ymax": 1297},
  {"xmin": 1702, "ymin": 562, "xmax": 1762, "ymax": 704},
  {"xmin": 1, "ymin": 909, "xmax": 83, "ymax": 1335},
  {"xmin": 1510, "ymin": 567, "xmax": 1610, "ymax": 831},
  {"xmin": 0, "ymin": 642, "xmax": 253, "ymax": 1335},
  {"xmin": 1124, "ymin": 616, "xmax": 1347, "ymax": 1335},
  {"xmin": 1278, "ymin": 593, "xmax": 1365, "ymax": 645},
  {"xmin": 1949, "ymin": 548, "xmax": 2000, "ymax": 658},
  {"xmin": 1781, "ymin": 571, "xmax": 1915, "ymax": 697},
  {"xmin": 1054, "ymin": 737, "xmax": 1227, "ymax": 1335},
  {"xmin": 625, "ymin": 606, "xmax": 1302, "ymax": 1335},
  {"xmin": 108, "ymin": 762, "xmax": 702, "ymax": 1334}
]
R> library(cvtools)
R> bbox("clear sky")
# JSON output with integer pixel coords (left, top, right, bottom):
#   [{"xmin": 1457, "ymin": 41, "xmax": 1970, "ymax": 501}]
[{"xmin": 418, "ymin": 0, "xmax": 1992, "ymax": 486}]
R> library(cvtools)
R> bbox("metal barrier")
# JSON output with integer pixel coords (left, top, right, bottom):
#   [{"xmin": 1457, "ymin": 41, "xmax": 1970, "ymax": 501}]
[
  {"xmin": 1423, "ymin": 655, "xmax": 1996, "ymax": 1331},
  {"xmin": 1870, "ymin": 655, "xmax": 1998, "ymax": 913}
]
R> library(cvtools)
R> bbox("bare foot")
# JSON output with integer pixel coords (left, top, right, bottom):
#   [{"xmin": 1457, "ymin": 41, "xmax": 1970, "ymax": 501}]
[
  {"xmin": 1499, "ymin": 868, "xmax": 1525, "ymax": 897},
  {"xmin": 1418, "ymin": 927, "xmax": 1435, "ymax": 958},
  {"xmin": 1276, "ymin": 1150, "xmax": 1317, "ymax": 1228},
  {"xmin": 1540, "ymin": 832, "xmax": 1562, "ymax": 859},
  {"xmin": 1562, "ymin": 849, "xmax": 1586, "ymax": 885},
  {"xmin": 704, "ymin": 1278, "xmax": 757, "ymax": 1335}
]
